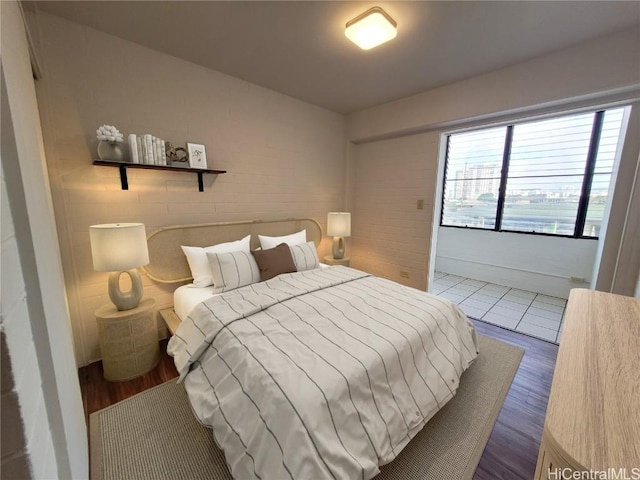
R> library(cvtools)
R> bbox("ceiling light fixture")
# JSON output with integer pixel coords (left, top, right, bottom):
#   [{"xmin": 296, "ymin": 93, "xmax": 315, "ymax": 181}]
[{"xmin": 345, "ymin": 6, "xmax": 397, "ymax": 50}]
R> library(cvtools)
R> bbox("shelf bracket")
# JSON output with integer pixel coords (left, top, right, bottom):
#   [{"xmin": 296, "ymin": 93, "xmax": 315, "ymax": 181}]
[
  {"xmin": 119, "ymin": 164, "xmax": 129, "ymax": 190},
  {"xmin": 197, "ymin": 172, "xmax": 204, "ymax": 192}
]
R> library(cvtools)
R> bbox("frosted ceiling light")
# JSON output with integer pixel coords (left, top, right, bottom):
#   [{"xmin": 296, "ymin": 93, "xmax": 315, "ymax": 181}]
[{"xmin": 345, "ymin": 6, "xmax": 397, "ymax": 50}]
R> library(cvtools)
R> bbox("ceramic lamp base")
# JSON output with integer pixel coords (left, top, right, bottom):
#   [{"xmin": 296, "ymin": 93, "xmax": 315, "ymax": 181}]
[
  {"xmin": 108, "ymin": 269, "xmax": 143, "ymax": 311},
  {"xmin": 332, "ymin": 236, "xmax": 345, "ymax": 259},
  {"xmin": 97, "ymin": 141, "xmax": 124, "ymax": 162}
]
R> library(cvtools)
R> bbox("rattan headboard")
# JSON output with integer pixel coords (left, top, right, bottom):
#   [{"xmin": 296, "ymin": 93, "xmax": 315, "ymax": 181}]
[{"xmin": 143, "ymin": 218, "xmax": 323, "ymax": 283}]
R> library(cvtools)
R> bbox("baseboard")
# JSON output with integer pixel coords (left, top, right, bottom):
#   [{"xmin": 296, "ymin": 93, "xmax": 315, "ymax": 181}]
[{"xmin": 435, "ymin": 258, "xmax": 587, "ymax": 298}]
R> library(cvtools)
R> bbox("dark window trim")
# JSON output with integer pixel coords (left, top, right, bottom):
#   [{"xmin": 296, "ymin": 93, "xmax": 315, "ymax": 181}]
[
  {"xmin": 439, "ymin": 135, "xmax": 451, "ymax": 229},
  {"xmin": 574, "ymin": 111, "xmax": 604, "ymax": 237},
  {"xmin": 440, "ymin": 109, "xmax": 615, "ymax": 239},
  {"xmin": 495, "ymin": 125, "xmax": 513, "ymax": 231},
  {"xmin": 439, "ymin": 224, "xmax": 600, "ymax": 240}
]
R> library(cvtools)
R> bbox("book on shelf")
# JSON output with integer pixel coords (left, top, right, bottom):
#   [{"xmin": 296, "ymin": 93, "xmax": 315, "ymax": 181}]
[
  {"xmin": 155, "ymin": 136, "xmax": 164, "ymax": 165},
  {"xmin": 151, "ymin": 136, "xmax": 157, "ymax": 165},
  {"xmin": 144, "ymin": 134, "xmax": 153, "ymax": 165},
  {"xmin": 128, "ymin": 134, "xmax": 139, "ymax": 164},
  {"xmin": 139, "ymin": 136, "xmax": 146, "ymax": 164},
  {"xmin": 160, "ymin": 140, "xmax": 167, "ymax": 166},
  {"xmin": 136, "ymin": 137, "xmax": 143, "ymax": 164},
  {"xmin": 122, "ymin": 133, "xmax": 171, "ymax": 166}
]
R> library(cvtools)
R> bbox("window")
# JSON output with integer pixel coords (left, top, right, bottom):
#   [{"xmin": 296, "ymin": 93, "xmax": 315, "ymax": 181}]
[{"xmin": 441, "ymin": 107, "xmax": 626, "ymax": 238}]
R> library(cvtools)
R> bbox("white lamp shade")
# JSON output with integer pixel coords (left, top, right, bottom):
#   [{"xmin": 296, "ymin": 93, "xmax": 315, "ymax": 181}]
[
  {"xmin": 345, "ymin": 7, "xmax": 397, "ymax": 50},
  {"xmin": 90, "ymin": 223, "xmax": 149, "ymax": 272},
  {"xmin": 327, "ymin": 212, "xmax": 351, "ymax": 237}
]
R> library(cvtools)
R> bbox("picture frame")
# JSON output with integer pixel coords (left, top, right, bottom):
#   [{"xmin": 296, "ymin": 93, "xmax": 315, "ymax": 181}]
[{"xmin": 187, "ymin": 143, "xmax": 207, "ymax": 169}]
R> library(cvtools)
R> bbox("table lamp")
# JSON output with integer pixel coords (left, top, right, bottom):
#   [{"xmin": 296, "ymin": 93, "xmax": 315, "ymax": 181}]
[
  {"xmin": 89, "ymin": 223, "xmax": 149, "ymax": 311},
  {"xmin": 327, "ymin": 212, "xmax": 351, "ymax": 260}
]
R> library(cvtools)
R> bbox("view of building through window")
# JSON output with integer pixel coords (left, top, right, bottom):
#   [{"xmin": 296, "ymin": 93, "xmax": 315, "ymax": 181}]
[{"xmin": 441, "ymin": 107, "xmax": 626, "ymax": 238}]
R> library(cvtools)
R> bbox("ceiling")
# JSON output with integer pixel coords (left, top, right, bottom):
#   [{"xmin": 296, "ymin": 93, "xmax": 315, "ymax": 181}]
[{"xmin": 35, "ymin": 1, "xmax": 640, "ymax": 114}]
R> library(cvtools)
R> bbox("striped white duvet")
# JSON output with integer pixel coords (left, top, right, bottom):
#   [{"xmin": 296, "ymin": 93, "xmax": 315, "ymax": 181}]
[{"xmin": 168, "ymin": 266, "xmax": 478, "ymax": 480}]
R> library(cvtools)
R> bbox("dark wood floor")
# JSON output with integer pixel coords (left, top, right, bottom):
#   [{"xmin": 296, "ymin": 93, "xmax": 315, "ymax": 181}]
[
  {"xmin": 78, "ymin": 339, "xmax": 179, "ymax": 426},
  {"xmin": 472, "ymin": 320, "xmax": 558, "ymax": 480},
  {"xmin": 79, "ymin": 320, "xmax": 558, "ymax": 479}
]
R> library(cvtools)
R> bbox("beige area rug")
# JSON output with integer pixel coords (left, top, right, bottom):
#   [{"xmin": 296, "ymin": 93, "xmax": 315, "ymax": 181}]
[{"xmin": 90, "ymin": 334, "xmax": 523, "ymax": 480}]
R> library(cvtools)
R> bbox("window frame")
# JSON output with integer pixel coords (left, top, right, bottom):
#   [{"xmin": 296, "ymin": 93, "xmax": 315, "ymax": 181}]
[{"xmin": 439, "ymin": 109, "xmax": 616, "ymax": 240}]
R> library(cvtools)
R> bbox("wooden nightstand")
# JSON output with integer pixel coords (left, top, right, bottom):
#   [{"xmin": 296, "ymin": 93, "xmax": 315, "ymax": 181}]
[
  {"xmin": 159, "ymin": 307, "xmax": 181, "ymax": 336},
  {"xmin": 323, "ymin": 256, "xmax": 350, "ymax": 267},
  {"xmin": 95, "ymin": 298, "xmax": 159, "ymax": 382}
]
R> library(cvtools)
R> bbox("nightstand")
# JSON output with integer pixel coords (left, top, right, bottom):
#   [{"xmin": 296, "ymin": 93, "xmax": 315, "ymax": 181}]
[
  {"xmin": 323, "ymin": 256, "xmax": 351, "ymax": 267},
  {"xmin": 95, "ymin": 298, "xmax": 159, "ymax": 382},
  {"xmin": 159, "ymin": 307, "xmax": 181, "ymax": 336}
]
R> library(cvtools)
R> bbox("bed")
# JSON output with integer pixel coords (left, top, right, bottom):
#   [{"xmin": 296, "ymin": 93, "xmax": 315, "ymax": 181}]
[{"xmin": 146, "ymin": 218, "xmax": 479, "ymax": 480}]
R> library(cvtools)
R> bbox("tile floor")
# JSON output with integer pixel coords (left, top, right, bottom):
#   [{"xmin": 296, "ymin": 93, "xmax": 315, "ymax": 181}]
[{"xmin": 432, "ymin": 272, "xmax": 565, "ymax": 343}]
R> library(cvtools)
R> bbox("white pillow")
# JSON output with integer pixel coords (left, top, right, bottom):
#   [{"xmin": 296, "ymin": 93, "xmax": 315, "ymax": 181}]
[
  {"xmin": 290, "ymin": 242, "xmax": 319, "ymax": 272},
  {"xmin": 206, "ymin": 250, "xmax": 261, "ymax": 293},
  {"xmin": 258, "ymin": 229, "xmax": 306, "ymax": 250},
  {"xmin": 181, "ymin": 235, "xmax": 251, "ymax": 287}
]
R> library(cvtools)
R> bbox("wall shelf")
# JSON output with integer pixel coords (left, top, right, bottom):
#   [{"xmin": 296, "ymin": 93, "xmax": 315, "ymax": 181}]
[{"xmin": 93, "ymin": 160, "xmax": 226, "ymax": 192}]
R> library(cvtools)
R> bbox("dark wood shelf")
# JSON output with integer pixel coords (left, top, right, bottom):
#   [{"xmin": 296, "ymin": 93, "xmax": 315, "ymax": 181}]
[{"xmin": 93, "ymin": 160, "xmax": 226, "ymax": 192}]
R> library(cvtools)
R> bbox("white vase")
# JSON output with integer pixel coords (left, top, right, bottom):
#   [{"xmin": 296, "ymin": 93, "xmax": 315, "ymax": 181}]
[{"xmin": 97, "ymin": 141, "xmax": 124, "ymax": 162}]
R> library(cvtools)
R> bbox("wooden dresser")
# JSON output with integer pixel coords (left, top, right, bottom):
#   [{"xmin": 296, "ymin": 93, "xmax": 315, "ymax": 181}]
[{"xmin": 535, "ymin": 289, "xmax": 640, "ymax": 479}]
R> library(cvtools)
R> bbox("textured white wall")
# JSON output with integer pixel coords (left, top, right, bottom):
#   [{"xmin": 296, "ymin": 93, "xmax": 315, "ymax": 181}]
[
  {"xmin": 435, "ymin": 228, "xmax": 598, "ymax": 299},
  {"xmin": 349, "ymin": 132, "xmax": 439, "ymax": 290},
  {"xmin": 347, "ymin": 27, "xmax": 640, "ymax": 296},
  {"xmin": 347, "ymin": 27, "xmax": 640, "ymax": 142},
  {"xmin": 33, "ymin": 12, "xmax": 347, "ymax": 367},
  {"xmin": 1, "ymin": 1, "xmax": 87, "ymax": 477},
  {"xmin": 592, "ymin": 104, "xmax": 640, "ymax": 296},
  {"xmin": 1, "ymin": 148, "xmax": 55, "ymax": 480}
]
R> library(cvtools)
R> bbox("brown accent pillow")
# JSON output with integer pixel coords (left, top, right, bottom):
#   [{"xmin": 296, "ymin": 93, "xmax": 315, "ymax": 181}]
[{"xmin": 251, "ymin": 243, "xmax": 297, "ymax": 281}]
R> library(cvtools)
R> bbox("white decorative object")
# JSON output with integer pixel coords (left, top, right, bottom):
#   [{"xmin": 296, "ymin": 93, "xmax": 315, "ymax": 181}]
[
  {"xmin": 96, "ymin": 124, "xmax": 124, "ymax": 143},
  {"xmin": 187, "ymin": 143, "xmax": 207, "ymax": 169},
  {"xmin": 327, "ymin": 212, "xmax": 351, "ymax": 260},
  {"xmin": 96, "ymin": 125, "xmax": 125, "ymax": 162},
  {"xmin": 97, "ymin": 142, "xmax": 124, "ymax": 162},
  {"xmin": 89, "ymin": 223, "xmax": 150, "ymax": 311}
]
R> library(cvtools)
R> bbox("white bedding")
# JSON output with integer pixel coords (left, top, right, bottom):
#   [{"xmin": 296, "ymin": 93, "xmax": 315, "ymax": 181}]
[
  {"xmin": 174, "ymin": 263, "xmax": 330, "ymax": 321},
  {"xmin": 174, "ymin": 284, "xmax": 219, "ymax": 321},
  {"xmin": 168, "ymin": 266, "xmax": 478, "ymax": 480}
]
